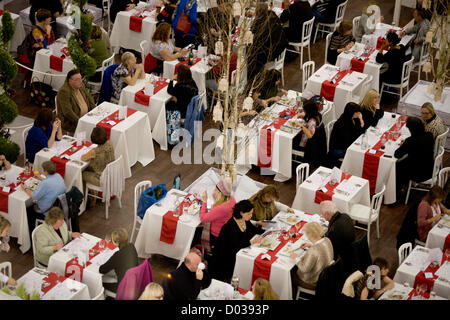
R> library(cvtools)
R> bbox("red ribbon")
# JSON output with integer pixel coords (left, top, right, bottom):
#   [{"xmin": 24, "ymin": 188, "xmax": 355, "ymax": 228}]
[
  {"xmin": 314, "ymin": 172, "xmax": 352, "ymax": 204},
  {"xmin": 413, "ymin": 262, "xmax": 439, "ymax": 294},
  {"xmin": 129, "ymin": 16, "xmax": 144, "ymax": 32},
  {"xmin": 134, "ymin": 80, "xmax": 169, "ymax": 106},
  {"xmin": 50, "ymin": 55, "xmax": 64, "ymax": 72},
  {"xmin": 251, "ymin": 221, "xmax": 307, "ymax": 285},
  {"xmin": 0, "ymin": 10, "xmax": 4, "ymax": 16},
  {"xmin": 174, "ymin": 58, "xmax": 201, "ymax": 75},
  {"xmin": 50, "ymin": 141, "xmax": 93, "ymax": 179},
  {"xmin": 376, "ymin": 29, "xmax": 396, "ymax": 50},
  {"xmin": 96, "ymin": 109, "xmax": 138, "ymax": 140},
  {"xmin": 41, "ymin": 272, "xmax": 66, "ymax": 294},
  {"xmin": 0, "ymin": 171, "xmax": 35, "ymax": 213},
  {"xmin": 237, "ymin": 287, "xmax": 248, "ymax": 295},
  {"xmin": 351, "ymin": 48, "xmax": 376, "ymax": 73},
  {"xmin": 320, "ymin": 70, "xmax": 352, "ymax": 102},
  {"xmin": 443, "ymin": 234, "xmax": 450, "ymax": 253},
  {"xmin": 64, "ymin": 257, "xmax": 85, "ymax": 282}
]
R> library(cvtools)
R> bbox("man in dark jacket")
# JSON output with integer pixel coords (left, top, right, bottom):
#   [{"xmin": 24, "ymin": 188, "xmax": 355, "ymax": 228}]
[
  {"xmin": 320, "ymin": 200, "xmax": 355, "ymax": 260},
  {"xmin": 30, "ymin": 0, "xmax": 63, "ymax": 36},
  {"xmin": 312, "ymin": 0, "xmax": 345, "ymax": 24},
  {"xmin": 163, "ymin": 252, "xmax": 212, "ymax": 300},
  {"xmin": 280, "ymin": 0, "xmax": 313, "ymax": 43}
]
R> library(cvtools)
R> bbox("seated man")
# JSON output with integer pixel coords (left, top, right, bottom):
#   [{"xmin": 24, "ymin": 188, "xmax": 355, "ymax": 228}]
[
  {"xmin": 400, "ymin": 9, "xmax": 430, "ymax": 62},
  {"xmin": 56, "ymin": 69, "xmax": 96, "ymax": 136},
  {"xmin": 0, "ymin": 155, "xmax": 11, "ymax": 171},
  {"xmin": 162, "ymin": 252, "xmax": 212, "ymax": 300},
  {"xmin": 22, "ymin": 161, "xmax": 66, "ymax": 237}
]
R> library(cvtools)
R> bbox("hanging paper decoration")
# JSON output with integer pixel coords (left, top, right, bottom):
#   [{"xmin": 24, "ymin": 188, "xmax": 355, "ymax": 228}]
[
  {"xmin": 242, "ymin": 93, "xmax": 253, "ymax": 111},
  {"xmin": 422, "ymin": 60, "xmax": 432, "ymax": 73},
  {"xmin": 218, "ymin": 77, "xmax": 229, "ymax": 92},
  {"xmin": 233, "ymin": 1, "xmax": 242, "ymax": 17},
  {"xmin": 237, "ymin": 121, "xmax": 247, "ymax": 136},
  {"xmin": 243, "ymin": 30, "xmax": 253, "ymax": 45},
  {"xmin": 213, "ymin": 100, "xmax": 223, "ymax": 122},
  {"xmin": 422, "ymin": 0, "xmax": 430, "ymax": 9},
  {"xmin": 426, "ymin": 31, "xmax": 433, "ymax": 43},
  {"xmin": 215, "ymin": 37, "xmax": 224, "ymax": 55}
]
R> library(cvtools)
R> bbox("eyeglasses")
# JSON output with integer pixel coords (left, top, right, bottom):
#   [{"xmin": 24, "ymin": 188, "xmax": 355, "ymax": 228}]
[{"xmin": 70, "ymin": 77, "xmax": 83, "ymax": 82}]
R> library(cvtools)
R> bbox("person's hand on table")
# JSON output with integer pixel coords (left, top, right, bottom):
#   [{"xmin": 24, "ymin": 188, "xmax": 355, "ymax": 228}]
[
  {"xmin": 7, "ymin": 277, "xmax": 17, "ymax": 286},
  {"xmin": 202, "ymin": 191, "xmax": 208, "ymax": 203},
  {"xmin": 280, "ymin": 89, "xmax": 288, "ymax": 95},
  {"xmin": 345, "ymin": 42, "xmax": 354, "ymax": 51},
  {"xmin": 53, "ymin": 243, "xmax": 63, "ymax": 251},
  {"xmin": 250, "ymin": 235, "xmax": 263, "ymax": 245},
  {"xmin": 272, "ymin": 96, "xmax": 281, "ymax": 102},
  {"xmin": 72, "ymin": 232, "xmax": 81, "ymax": 239},
  {"xmin": 179, "ymin": 48, "xmax": 188, "ymax": 57},
  {"xmin": 20, "ymin": 182, "xmax": 27, "ymax": 191},
  {"xmin": 256, "ymin": 221, "xmax": 269, "ymax": 228},
  {"xmin": 195, "ymin": 268, "xmax": 203, "ymax": 280},
  {"xmin": 301, "ymin": 242, "xmax": 311, "ymax": 249},
  {"xmin": 287, "ymin": 207, "xmax": 294, "ymax": 213},
  {"xmin": 171, "ymin": 74, "xmax": 178, "ymax": 81},
  {"xmin": 126, "ymin": 3, "xmax": 136, "ymax": 10},
  {"xmin": 290, "ymin": 252, "xmax": 299, "ymax": 260}
]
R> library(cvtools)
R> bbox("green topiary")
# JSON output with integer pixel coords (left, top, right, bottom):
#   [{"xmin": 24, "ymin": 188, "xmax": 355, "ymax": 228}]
[
  {"xmin": 0, "ymin": 12, "xmax": 15, "ymax": 47},
  {"xmin": 29, "ymin": 290, "xmax": 40, "ymax": 300},
  {"xmin": 0, "ymin": 93, "xmax": 18, "ymax": 124},
  {"xmin": 0, "ymin": 47, "xmax": 18, "ymax": 87},
  {"xmin": 15, "ymin": 283, "xmax": 28, "ymax": 300},
  {"xmin": 0, "ymin": 136, "xmax": 20, "ymax": 163}
]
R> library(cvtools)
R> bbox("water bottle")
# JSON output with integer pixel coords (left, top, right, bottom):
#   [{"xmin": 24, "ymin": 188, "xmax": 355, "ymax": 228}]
[
  {"xmin": 188, "ymin": 49, "xmax": 194, "ymax": 66},
  {"xmin": 24, "ymin": 159, "xmax": 31, "ymax": 176}
]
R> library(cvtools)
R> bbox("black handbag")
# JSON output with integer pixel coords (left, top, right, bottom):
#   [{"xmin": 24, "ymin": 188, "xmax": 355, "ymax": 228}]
[{"xmin": 30, "ymin": 75, "xmax": 56, "ymax": 108}]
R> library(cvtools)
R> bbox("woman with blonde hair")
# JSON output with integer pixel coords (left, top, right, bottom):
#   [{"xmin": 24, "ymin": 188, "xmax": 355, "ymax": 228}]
[
  {"xmin": 252, "ymin": 278, "xmax": 279, "ymax": 300},
  {"xmin": 138, "ymin": 282, "xmax": 164, "ymax": 300},
  {"xmin": 359, "ymin": 89, "xmax": 384, "ymax": 130},
  {"xmin": 327, "ymin": 20, "xmax": 355, "ymax": 65},
  {"xmin": 290, "ymin": 222, "xmax": 333, "ymax": 293},
  {"xmin": 355, "ymin": 2, "xmax": 384, "ymax": 42},
  {"xmin": 99, "ymin": 228, "xmax": 139, "ymax": 293},
  {"xmin": 249, "ymin": 185, "xmax": 294, "ymax": 221},
  {"xmin": 111, "ymin": 51, "xmax": 145, "ymax": 100},
  {"xmin": 421, "ymin": 102, "xmax": 446, "ymax": 139}
]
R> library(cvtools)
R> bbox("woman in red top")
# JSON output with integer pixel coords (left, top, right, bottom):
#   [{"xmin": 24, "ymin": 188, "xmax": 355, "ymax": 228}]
[
  {"xmin": 28, "ymin": 9, "xmax": 55, "ymax": 64},
  {"xmin": 417, "ymin": 186, "xmax": 450, "ymax": 242}
]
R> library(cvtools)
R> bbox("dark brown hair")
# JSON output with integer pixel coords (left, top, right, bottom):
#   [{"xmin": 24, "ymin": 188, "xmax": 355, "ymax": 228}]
[
  {"xmin": 36, "ymin": 9, "xmax": 51, "ymax": 23},
  {"xmin": 423, "ymin": 186, "xmax": 445, "ymax": 205},
  {"xmin": 34, "ymin": 108, "xmax": 54, "ymax": 129},
  {"xmin": 337, "ymin": 20, "xmax": 353, "ymax": 34},
  {"xmin": 66, "ymin": 68, "xmax": 81, "ymax": 82},
  {"xmin": 177, "ymin": 65, "xmax": 194, "ymax": 84},
  {"xmin": 91, "ymin": 126, "xmax": 108, "ymax": 145},
  {"xmin": 152, "ymin": 22, "xmax": 171, "ymax": 43}
]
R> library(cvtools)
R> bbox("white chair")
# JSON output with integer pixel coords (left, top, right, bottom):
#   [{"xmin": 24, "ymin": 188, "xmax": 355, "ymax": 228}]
[
  {"xmin": 87, "ymin": 53, "xmax": 115, "ymax": 94},
  {"xmin": 0, "ymin": 262, "xmax": 12, "ymax": 289},
  {"xmin": 314, "ymin": 0, "xmax": 348, "ymax": 43},
  {"xmin": 139, "ymin": 40, "xmax": 150, "ymax": 63},
  {"xmin": 324, "ymin": 33, "xmax": 332, "ymax": 65},
  {"xmin": 102, "ymin": 0, "xmax": 112, "ymax": 34},
  {"xmin": 352, "ymin": 16, "xmax": 361, "ymax": 40},
  {"xmin": 296, "ymin": 285, "xmax": 315, "ymax": 300},
  {"xmin": 325, "ymin": 119, "xmax": 337, "ymax": 153},
  {"xmin": 434, "ymin": 127, "xmax": 448, "ymax": 159},
  {"xmin": 411, "ymin": 42, "xmax": 430, "ymax": 81},
  {"xmin": 84, "ymin": 155, "xmax": 125, "ymax": 219},
  {"xmin": 5, "ymin": 123, "xmax": 34, "ymax": 156},
  {"xmin": 130, "ymin": 180, "xmax": 152, "ymax": 244},
  {"xmin": 286, "ymin": 17, "xmax": 315, "ymax": 70},
  {"xmin": 296, "ymin": 163, "xmax": 309, "ymax": 188},
  {"xmin": 301, "ymin": 61, "xmax": 315, "ymax": 92},
  {"xmin": 22, "ymin": 125, "xmax": 33, "ymax": 162},
  {"xmin": 405, "ymin": 147, "xmax": 445, "ymax": 204},
  {"xmin": 321, "ymin": 101, "xmax": 335, "ymax": 127},
  {"xmin": 31, "ymin": 224, "xmax": 47, "ymax": 269},
  {"xmin": 348, "ymin": 184, "xmax": 386, "ymax": 246},
  {"xmin": 92, "ymin": 287, "xmax": 105, "ymax": 300},
  {"xmin": 438, "ymin": 167, "xmax": 450, "ymax": 189},
  {"xmin": 398, "ymin": 242, "xmax": 412, "ymax": 265},
  {"xmin": 380, "ymin": 57, "xmax": 414, "ymax": 103},
  {"xmin": 105, "ymin": 289, "xmax": 116, "ymax": 299},
  {"xmin": 264, "ymin": 48, "xmax": 287, "ymax": 86}
]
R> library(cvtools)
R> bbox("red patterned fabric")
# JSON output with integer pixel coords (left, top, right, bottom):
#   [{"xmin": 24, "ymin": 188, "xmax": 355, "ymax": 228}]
[
  {"xmin": 314, "ymin": 172, "xmax": 352, "ymax": 204},
  {"xmin": 408, "ymin": 288, "xmax": 431, "ymax": 299},
  {"xmin": 413, "ymin": 262, "xmax": 439, "ymax": 293},
  {"xmin": 41, "ymin": 272, "xmax": 66, "ymax": 294},
  {"xmin": 174, "ymin": 58, "xmax": 201, "ymax": 74},
  {"xmin": 50, "ymin": 55, "xmax": 64, "ymax": 72},
  {"xmin": 0, "ymin": 10, "xmax": 4, "ymax": 16},
  {"xmin": 129, "ymin": 16, "xmax": 144, "ymax": 32},
  {"xmin": 238, "ymin": 287, "xmax": 248, "ymax": 295},
  {"xmin": 320, "ymin": 70, "xmax": 352, "ymax": 101},
  {"xmin": 0, "ymin": 171, "xmax": 35, "ymax": 213},
  {"xmin": 64, "ymin": 258, "xmax": 84, "ymax": 282},
  {"xmin": 443, "ymin": 234, "xmax": 450, "ymax": 254},
  {"xmin": 134, "ymin": 80, "xmax": 169, "ymax": 106},
  {"xmin": 96, "ymin": 109, "xmax": 138, "ymax": 139},
  {"xmin": 50, "ymin": 141, "xmax": 93, "ymax": 179},
  {"xmin": 376, "ymin": 29, "xmax": 396, "ymax": 49}
]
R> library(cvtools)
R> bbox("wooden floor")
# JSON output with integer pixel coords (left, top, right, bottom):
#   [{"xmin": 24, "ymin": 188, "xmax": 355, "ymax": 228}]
[{"xmin": 1, "ymin": 0, "xmax": 449, "ymax": 287}]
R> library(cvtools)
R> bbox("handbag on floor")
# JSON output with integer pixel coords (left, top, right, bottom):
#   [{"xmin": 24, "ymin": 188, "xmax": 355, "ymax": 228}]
[{"xmin": 30, "ymin": 75, "xmax": 55, "ymax": 108}]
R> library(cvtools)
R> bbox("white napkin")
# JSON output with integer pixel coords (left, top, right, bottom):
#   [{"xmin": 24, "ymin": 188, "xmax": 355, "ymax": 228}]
[
  {"xmin": 197, "ymin": 46, "xmax": 207, "ymax": 58},
  {"xmin": 330, "ymin": 167, "xmax": 342, "ymax": 184},
  {"xmin": 144, "ymin": 83, "xmax": 154, "ymax": 96},
  {"xmin": 261, "ymin": 253, "xmax": 271, "ymax": 260},
  {"xmin": 435, "ymin": 261, "xmax": 450, "ymax": 281},
  {"xmin": 426, "ymin": 248, "xmax": 443, "ymax": 266}
]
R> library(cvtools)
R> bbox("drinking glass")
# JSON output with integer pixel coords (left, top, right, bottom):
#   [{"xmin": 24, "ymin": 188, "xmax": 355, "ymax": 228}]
[
  {"xmin": 231, "ymin": 276, "xmax": 239, "ymax": 292},
  {"xmin": 99, "ymin": 240, "xmax": 105, "ymax": 251},
  {"xmin": 173, "ymin": 199, "xmax": 181, "ymax": 218},
  {"xmin": 380, "ymin": 135, "xmax": 387, "ymax": 147}
]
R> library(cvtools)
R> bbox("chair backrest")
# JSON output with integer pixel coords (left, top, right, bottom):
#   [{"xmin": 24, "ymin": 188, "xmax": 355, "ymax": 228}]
[
  {"xmin": 134, "ymin": 181, "xmax": 152, "ymax": 218},
  {"xmin": 321, "ymin": 101, "xmax": 335, "ymax": 126},
  {"xmin": 325, "ymin": 33, "xmax": 332, "ymax": 64},
  {"xmin": 334, "ymin": 0, "xmax": 348, "ymax": 26},
  {"xmin": 296, "ymin": 163, "xmax": 310, "ymax": 188},
  {"xmin": 418, "ymin": 41, "xmax": 430, "ymax": 65},
  {"xmin": 398, "ymin": 242, "xmax": 412, "ymax": 265},
  {"xmin": 100, "ymin": 53, "xmax": 116, "ymax": 84},
  {"xmin": 315, "ymin": 258, "xmax": 346, "ymax": 300},
  {"xmin": 31, "ymin": 224, "xmax": 45, "ymax": 268},
  {"xmin": 400, "ymin": 57, "xmax": 414, "ymax": 87},
  {"xmin": 301, "ymin": 17, "xmax": 315, "ymax": 45},
  {"xmin": 434, "ymin": 127, "xmax": 448, "ymax": 158},
  {"xmin": 352, "ymin": 16, "xmax": 361, "ymax": 39},
  {"xmin": 102, "ymin": 0, "xmax": 111, "ymax": 33},
  {"xmin": 116, "ymin": 259, "xmax": 154, "ymax": 300},
  {"xmin": 359, "ymin": 75, "xmax": 373, "ymax": 100},
  {"xmin": 23, "ymin": 125, "xmax": 33, "ymax": 161},
  {"xmin": 302, "ymin": 61, "xmax": 315, "ymax": 92},
  {"xmin": 100, "ymin": 155, "xmax": 125, "ymax": 202},
  {"xmin": 274, "ymin": 48, "xmax": 286, "ymax": 69},
  {"xmin": 431, "ymin": 147, "xmax": 445, "ymax": 183},
  {"xmin": 139, "ymin": 40, "xmax": 150, "ymax": 63},
  {"xmin": 0, "ymin": 262, "xmax": 12, "ymax": 289},
  {"xmin": 92, "ymin": 287, "xmax": 105, "ymax": 300},
  {"xmin": 326, "ymin": 119, "xmax": 337, "ymax": 153},
  {"xmin": 438, "ymin": 167, "xmax": 450, "ymax": 189},
  {"xmin": 370, "ymin": 184, "xmax": 386, "ymax": 218}
]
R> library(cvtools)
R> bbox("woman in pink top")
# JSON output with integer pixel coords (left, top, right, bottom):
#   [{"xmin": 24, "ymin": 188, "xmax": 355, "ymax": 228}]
[
  {"xmin": 200, "ymin": 180, "xmax": 236, "ymax": 255},
  {"xmin": 417, "ymin": 186, "xmax": 450, "ymax": 242}
]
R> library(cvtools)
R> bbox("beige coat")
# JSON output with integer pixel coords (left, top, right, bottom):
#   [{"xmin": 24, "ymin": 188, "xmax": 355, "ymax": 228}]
[
  {"xmin": 34, "ymin": 221, "xmax": 72, "ymax": 266},
  {"xmin": 296, "ymin": 237, "xmax": 334, "ymax": 287}
]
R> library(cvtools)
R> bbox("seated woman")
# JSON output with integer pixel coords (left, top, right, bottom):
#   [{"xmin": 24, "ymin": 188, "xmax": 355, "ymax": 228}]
[
  {"xmin": 25, "ymin": 9, "xmax": 55, "ymax": 65},
  {"xmin": 327, "ymin": 20, "xmax": 355, "ymax": 65},
  {"xmin": 0, "ymin": 155, "xmax": 11, "ymax": 171},
  {"xmin": 421, "ymin": 102, "xmax": 446, "ymax": 139},
  {"xmin": 354, "ymin": 3, "xmax": 384, "ymax": 42},
  {"xmin": 249, "ymin": 185, "xmax": 294, "ymax": 221},
  {"xmin": 139, "ymin": 282, "xmax": 164, "ymax": 300},
  {"xmin": 290, "ymin": 222, "xmax": 333, "ymax": 292},
  {"xmin": 376, "ymin": 31, "xmax": 406, "ymax": 89},
  {"xmin": 0, "ymin": 217, "xmax": 15, "ymax": 286},
  {"xmin": 253, "ymin": 70, "xmax": 288, "ymax": 108},
  {"xmin": 56, "ymin": 69, "xmax": 96, "ymax": 135},
  {"xmin": 34, "ymin": 207, "xmax": 81, "ymax": 266},
  {"xmin": 88, "ymin": 26, "xmax": 110, "ymax": 83},
  {"xmin": 99, "ymin": 228, "xmax": 139, "ymax": 293},
  {"xmin": 293, "ymin": 100, "xmax": 323, "ymax": 153},
  {"xmin": 417, "ymin": 186, "xmax": 450, "ymax": 242},
  {"xmin": 354, "ymin": 257, "xmax": 394, "ymax": 300},
  {"xmin": 360, "ymin": 89, "xmax": 384, "ymax": 130},
  {"xmin": 148, "ymin": 22, "xmax": 188, "ymax": 74},
  {"xmin": 111, "ymin": 51, "xmax": 145, "ymax": 101},
  {"xmin": 25, "ymin": 109, "xmax": 62, "ymax": 163},
  {"xmin": 394, "ymin": 117, "xmax": 434, "ymax": 193},
  {"xmin": 328, "ymin": 102, "xmax": 365, "ymax": 165},
  {"xmin": 212, "ymin": 200, "xmax": 264, "ymax": 282},
  {"xmin": 167, "ymin": 65, "xmax": 198, "ymax": 119},
  {"xmin": 252, "ymin": 278, "xmax": 279, "ymax": 300}
]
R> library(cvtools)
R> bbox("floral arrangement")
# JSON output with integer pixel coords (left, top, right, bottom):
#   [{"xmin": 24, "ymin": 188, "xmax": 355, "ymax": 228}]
[{"xmin": 1, "ymin": 283, "xmax": 40, "ymax": 300}]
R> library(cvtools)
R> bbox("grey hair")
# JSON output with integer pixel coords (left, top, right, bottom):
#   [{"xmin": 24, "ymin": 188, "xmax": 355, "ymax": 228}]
[
  {"xmin": 319, "ymin": 200, "xmax": 338, "ymax": 216},
  {"xmin": 42, "ymin": 161, "xmax": 56, "ymax": 175}
]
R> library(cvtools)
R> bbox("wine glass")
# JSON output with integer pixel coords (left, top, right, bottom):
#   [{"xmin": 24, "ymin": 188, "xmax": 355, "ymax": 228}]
[{"xmin": 173, "ymin": 199, "xmax": 181, "ymax": 218}]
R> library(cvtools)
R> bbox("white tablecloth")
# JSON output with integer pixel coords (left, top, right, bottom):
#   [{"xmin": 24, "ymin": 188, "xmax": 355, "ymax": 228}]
[
  {"xmin": 17, "ymin": 267, "xmax": 91, "ymax": 300},
  {"xmin": 33, "ymin": 136, "xmax": 97, "ymax": 214},
  {"xmin": 398, "ymin": 80, "xmax": 450, "ymax": 151},
  {"xmin": 118, "ymin": 74, "xmax": 172, "ymax": 151},
  {"xmin": 198, "ymin": 279, "xmax": 252, "ymax": 300},
  {"xmin": 305, "ymin": 64, "xmax": 368, "ymax": 118},
  {"xmin": 393, "ymin": 246, "xmax": 450, "ymax": 299},
  {"xmin": 48, "ymin": 232, "xmax": 116, "ymax": 298},
  {"xmin": 291, "ymin": 166, "xmax": 371, "ymax": 214},
  {"xmin": 0, "ymin": 165, "xmax": 34, "ymax": 253},
  {"xmin": 425, "ymin": 219, "xmax": 450, "ymax": 251},
  {"xmin": 74, "ymin": 102, "xmax": 155, "ymax": 178},
  {"xmin": 0, "ymin": 11, "xmax": 26, "ymax": 53},
  {"xmin": 110, "ymin": 7, "xmax": 157, "ymax": 52},
  {"xmin": 340, "ymin": 112, "xmax": 411, "ymax": 204},
  {"xmin": 361, "ymin": 23, "xmax": 414, "ymax": 49},
  {"xmin": 379, "ymin": 281, "xmax": 447, "ymax": 300}
]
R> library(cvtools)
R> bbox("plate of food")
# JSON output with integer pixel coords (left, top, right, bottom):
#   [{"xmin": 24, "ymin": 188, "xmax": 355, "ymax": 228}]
[
  {"xmin": 278, "ymin": 214, "xmax": 303, "ymax": 226},
  {"xmin": 387, "ymin": 291, "xmax": 406, "ymax": 300},
  {"xmin": 439, "ymin": 219, "xmax": 450, "ymax": 228},
  {"xmin": 257, "ymin": 235, "xmax": 281, "ymax": 251},
  {"xmin": 278, "ymin": 241, "xmax": 305, "ymax": 257}
]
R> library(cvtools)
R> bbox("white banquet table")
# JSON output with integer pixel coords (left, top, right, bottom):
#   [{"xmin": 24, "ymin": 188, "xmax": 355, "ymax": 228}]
[
  {"xmin": 291, "ymin": 166, "xmax": 371, "ymax": 215},
  {"xmin": 15, "ymin": 267, "xmax": 91, "ymax": 300},
  {"xmin": 398, "ymin": 80, "xmax": 450, "ymax": 151},
  {"xmin": 118, "ymin": 74, "xmax": 172, "ymax": 150},
  {"xmin": 340, "ymin": 112, "xmax": 411, "ymax": 204},
  {"xmin": 379, "ymin": 282, "xmax": 447, "ymax": 300},
  {"xmin": 74, "ymin": 102, "xmax": 155, "ymax": 178},
  {"xmin": 198, "ymin": 279, "xmax": 253, "ymax": 300},
  {"xmin": 361, "ymin": 22, "xmax": 414, "ymax": 50},
  {"xmin": 305, "ymin": 64, "xmax": 368, "ymax": 118},
  {"xmin": 425, "ymin": 217, "xmax": 450, "ymax": 251},
  {"xmin": 47, "ymin": 232, "xmax": 117, "ymax": 298},
  {"xmin": 393, "ymin": 245, "xmax": 450, "ymax": 299},
  {"xmin": 0, "ymin": 11, "xmax": 26, "ymax": 53}
]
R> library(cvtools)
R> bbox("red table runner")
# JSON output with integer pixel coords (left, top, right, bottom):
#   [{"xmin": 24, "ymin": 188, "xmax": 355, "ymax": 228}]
[
  {"xmin": 134, "ymin": 79, "xmax": 169, "ymax": 106},
  {"xmin": 350, "ymin": 48, "xmax": 375, "ymax": 73},
  {"xmin": 314, "ymin": 172, "xmax": 352, "ymax": 204},
  {"xmin": 129, "ymin": 16, "xmax": 144, "ymax": 32},
  {"xmin": 320, "ymin": 69, "xmax": 352, "ymax": 102},
  {"xmin": 0, "ymin": 171, "xmax": 35, "ymax": 213},
  {"xmin": 443, "ymin": 234, "xmax": 450, "ymax": 253},
  {"xmin": 174, "ymin": 58, "xmax": 201, "ymax": 75},
  {"xmin": 251, "ymin": 221, "xmax": 307, "ymax": 285},
  {"xmin": 50, "ymin": 141, "xmax": 93, "ymax": 179},
  {"xmin": 0, "ymin": 10, "xmax": 4, "ymax": 16},
  {"xmin": 376, "ymin": 29, "xmax": 398, "ymax": 50},
  {"xmin": 412, "ymin": 252, "xmax": 450, "ymax": 295},
  {"xmin": 41, "ymin": 272, "xmax": 66, "ymax": 294},
  {"xmin": 50, "ymin": 55, "xmax": 64, "ymax": 72},
  {"xmin": 96, "ymin": 108, "xmax": 138, "ymax": 140}
]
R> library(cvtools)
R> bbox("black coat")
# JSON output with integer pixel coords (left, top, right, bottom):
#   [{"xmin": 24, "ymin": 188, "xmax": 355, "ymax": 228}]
[
  {"xmin": 29, "ymin": 0, "xmax": 63, "ymax": 25},
  {"xmin": 280, "ymin": 0, "xmax": 313, "ymax": 43},
  {"xmin": 361, "ymin": 108, "xmax": 384, "ymax": 131},
  {"xmin": 325, "ymin": 212, "xmax": 355, "ymax": 261},
  {"xmin": 167, "ymin": 79, "xmax": 198, "ymax": 119},
  {"xmin": 376, "ymin": 45, "xmax": 406, "ymax": 85},
  {"xmin": 99, "ymin": 243, "xmax": 139, "ymax": 285},
  {"xmin": 329, "ymin": 117, "xmax": 364, "ymax": 154},
  {"xmin": 304, "ymin": 122, "xmax": 327, "ymax": 167},
  {"xmin": 110, "ymin": 0, "xmax": 136, "ymax": 23},
  {"xmin": 162, "ymin": 263, "xmax": 212, "ymax": 300}
]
